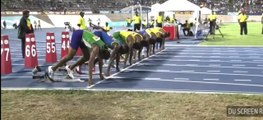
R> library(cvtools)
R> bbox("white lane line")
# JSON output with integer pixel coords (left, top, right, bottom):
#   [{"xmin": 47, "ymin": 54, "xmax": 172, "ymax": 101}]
[
  {"xmin": 162, "ymin": 55, "xmax": 263, "ymax": 59},
  {"xmin": 208, "ymin": 64, "xmax": 221, "ymax": 66},
  {"xmin": 180, "ymin": 70, "xmax": 195, "ymax": 72},
  {"xmin": 207, "ymin": 70, "xmax": 221, "ymax": 73},
  {"xmin": 233, "ymin": 71, "xmax": 248, "ymax": 73},
  {"xmin": 174, "ymin": 78, "xmax": 190, "ymax": 80},
  {"xmin": 143, "ymin": 78, "xmax": 161, "ymax": 80},
  {"xmin": 125, "ymin": 77, "xmax": 262, "ymax": 87},
  {"xmin": 232, "ymin": 64, "xmax": 245, "ymax": 67},
  {"xmin": 257, "ymin": 65, "xmax": 263, "ymax": 67},
  {"xmin": 186, "ymin": 64, "xmax": 198, "ymax": 66},
  {"xmin": 253, "ymin": 60, "xmax": 263, "ymax": 62},
  {"xmin": 211, "ymin": 53, "xmax": 222, "ymax": 55},
  {"xmin": 203, "ymin": 78, "xmax": 219, "ymax": 81},
  {"xmin": 234, "ymin": 79, "xmax": 252, "ymax": 82},
  {"xmin": 210, "ymin": 56, "xmax": 221, "ymax": 58},
  {"xmin": 140, "ymin": 63, "xmax": 263, "ymax": 70},
  {"xmin": 248, "ymin": 56, "xmax": 261, "ymax": 58},
  {"xmin": 230, "ymin": 60, "xmax": 242, "ymax": 62},
  {"xmin": 228, "ymin": 56, "xmax": 240, "ymax": 58},
  {"xmin": 147, "ymin": 58, "xmax": 263, "ymax": 64},
  {"xmin": 126, "ymin": 69, "xmax": 263, "ymax": 77},
  {"xmin": 209, "ymin": 60, "xmax": 221, "ymax": 62}
]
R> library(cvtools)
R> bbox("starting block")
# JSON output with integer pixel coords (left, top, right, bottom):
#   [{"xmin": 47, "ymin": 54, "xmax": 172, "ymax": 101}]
[{"xmin": 32, "ymin": 66, "xmax": 84, "ymax": 82}]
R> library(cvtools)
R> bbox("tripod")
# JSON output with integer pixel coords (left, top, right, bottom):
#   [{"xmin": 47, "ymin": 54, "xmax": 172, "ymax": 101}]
[{"xmin": 205, "ymin": 23, "xmax": 224, "ymax": 40}]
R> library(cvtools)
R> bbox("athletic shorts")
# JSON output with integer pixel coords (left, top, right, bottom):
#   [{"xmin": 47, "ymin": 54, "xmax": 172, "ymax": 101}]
[
  {"xmin": 93, "ymin": 31, "xmax": 114, "ymax": 49},
  {"xmin": 70, "ymin": 30, "xmax": 87, "ymax": 50}
]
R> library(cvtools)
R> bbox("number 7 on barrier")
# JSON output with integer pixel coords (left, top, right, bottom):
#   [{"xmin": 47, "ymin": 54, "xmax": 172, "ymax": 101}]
[{"xmin": 1, "ymin": 48, "xmax": 10, "ymax": 61}]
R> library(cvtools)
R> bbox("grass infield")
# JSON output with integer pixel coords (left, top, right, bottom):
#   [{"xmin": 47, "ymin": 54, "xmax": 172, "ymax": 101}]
[
  {"xmin": 201, "ymin": 22, "xmax": 263, "ymax": 46},
  {"xmin": 1, "ymin": 90, "xmax": 263, "ymax": 120}
]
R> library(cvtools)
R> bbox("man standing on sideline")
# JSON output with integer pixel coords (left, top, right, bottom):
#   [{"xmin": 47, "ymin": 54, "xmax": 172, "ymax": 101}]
[
  {"xmin": 156, "ymin": 12, "xmax": 164, "ymax": 27},
  {"xmin": 132, "ymin": 12, "xmax": 141, "ymax": 31},
  {"xmin": 34, "ymin": 20, "xmax": 37, "ymax": 30},
  {"xmin": 18, "ymin": 10, "xmax": 34, "ymax": 58},
  {"xmin": 77, "ymin": 11, "xmax": 86, "ymax": 30},
  {"xmin": 238, "ymin": 10, "xmax": 248, "ymax": 35},
  {"xmin": 208, "ymin": 11, "xmax": 217, "ymax": 35}
]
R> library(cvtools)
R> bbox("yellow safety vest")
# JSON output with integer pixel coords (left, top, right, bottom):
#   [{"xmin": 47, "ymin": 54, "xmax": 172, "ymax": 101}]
[
  {"xmin": 170, "ymin": 19, "xmax": 174, "ymax": 23},
  {"xmin": 209, "ymin": 14, "xmax": 216, "ymax": 21},
  {"xmin": 238, "ymin": 14, "xmax": 248, "ymax": 22},
  {"xmin": 26, "ymin": 19, "xmax": 32, "ymax": 30},
  {"xmin": 78, "ymin": 17, "xmax": 86, "ymax": 30},
  {"xmin": 133, "ymin": 16, "xmax": 141, "ymax": 24},
  {"xmin": 156, "ymin": 16, "xmax": 163, "ymax": 23},
  {"xmin": 127, "ymin": 18, "xmax": 132, "ymax": 23}
]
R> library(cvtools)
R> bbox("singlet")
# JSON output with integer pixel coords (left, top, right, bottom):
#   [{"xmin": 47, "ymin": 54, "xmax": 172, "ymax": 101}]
[{"xmin": 82, "ymin": 30, "xmax": 105, "ymax": 49}]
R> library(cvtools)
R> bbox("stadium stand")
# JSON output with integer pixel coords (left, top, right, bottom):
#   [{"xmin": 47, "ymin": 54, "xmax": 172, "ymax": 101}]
[{"xmin": 1, "ymin": 0, "xmax": 262, "ymax": 15}]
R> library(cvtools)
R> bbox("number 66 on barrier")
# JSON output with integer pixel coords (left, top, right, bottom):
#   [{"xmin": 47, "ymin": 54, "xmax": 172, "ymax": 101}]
[{"xmin": 24, "ymin": 33, "xmax": 39, "ymax": 68}]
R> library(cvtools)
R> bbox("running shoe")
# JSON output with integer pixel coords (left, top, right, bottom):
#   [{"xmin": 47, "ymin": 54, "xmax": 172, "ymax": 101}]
[{"xmin": 65, "ymin": 65, "xmax": 74, "ymax": 79}]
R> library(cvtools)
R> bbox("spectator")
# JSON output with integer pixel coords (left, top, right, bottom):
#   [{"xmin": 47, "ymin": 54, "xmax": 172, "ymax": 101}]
[
  {"xmin": 97, "ymin": 18, "xmax": 101, "ymax": 26},
  {"xmin": 34, "ymin": 20, "xmax": 37, "ymax": 30},
  {"xmin": 88, "ymin": 18, "xmax": 92, "ymax": 27},
  {"xmin": 18, "ymin": 10, "xmax": 34, "ymax": 58},
  {"xmin": 238, "ymin": 10, "xmax": 248, "ymax": 35},
  {"xmin": 38, "ymin": 20, "xmax": 41, "ymax": 30},
  {"xmin": 3, "ymin": 20, "xmax": 6, "ymax": 29}
]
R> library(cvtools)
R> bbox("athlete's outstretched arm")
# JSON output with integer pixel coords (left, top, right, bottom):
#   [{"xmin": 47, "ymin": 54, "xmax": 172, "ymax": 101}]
[
  {"xmin": 88, "ymin": 45, "xmax": 99, "ymax": 86},
  {"xmin": 106, "ymin": 44, "xmax": 119, "ymax": 76}
]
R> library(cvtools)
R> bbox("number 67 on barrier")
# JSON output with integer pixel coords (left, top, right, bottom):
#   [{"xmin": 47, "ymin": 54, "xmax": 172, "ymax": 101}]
[{"xmin": 1, "ymin": 35, "xmax": 12, "ymax": 74}]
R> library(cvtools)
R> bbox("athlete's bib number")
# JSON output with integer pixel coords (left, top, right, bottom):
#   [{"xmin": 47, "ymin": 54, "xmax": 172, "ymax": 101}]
[
  {"xmin": 47, "ymin": 42, "xmax": 56, "ymax": 53},
  {"xmin": 61, "ymin": 41, "xmax": 69, "ymax": 50},
  {"xmin": 1, "ymin": 48, "xmax": 10, "ymax": 61},
  {"xmin": 25, "ymin": 45, "xmax": 36, "ymax": 57}
]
